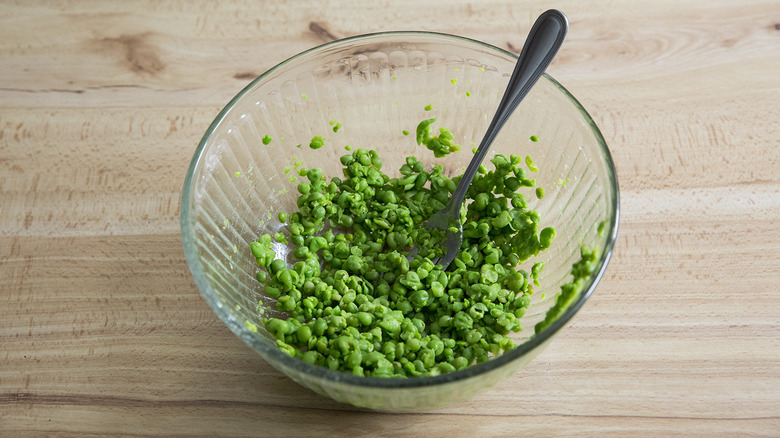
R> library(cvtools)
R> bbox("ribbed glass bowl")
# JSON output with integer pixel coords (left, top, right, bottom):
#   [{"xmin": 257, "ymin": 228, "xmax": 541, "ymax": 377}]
[{"xmin": 181, "ymin": 31, "xmax": 619, "ymax": 412}]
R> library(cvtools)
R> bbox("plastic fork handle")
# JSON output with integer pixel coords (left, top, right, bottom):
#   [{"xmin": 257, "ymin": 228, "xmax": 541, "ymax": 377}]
[{"xmin": 444, "ymin": 10, "xmax": 569, "ymax": 217}]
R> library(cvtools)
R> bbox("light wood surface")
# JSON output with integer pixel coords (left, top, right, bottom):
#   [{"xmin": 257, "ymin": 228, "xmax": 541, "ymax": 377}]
[{"xmin": 2, "ymin": 1, "xmax": 778, "ymax": 436}]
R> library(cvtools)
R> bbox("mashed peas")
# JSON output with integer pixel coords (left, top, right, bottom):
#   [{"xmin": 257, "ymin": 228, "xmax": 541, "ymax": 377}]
[{"xmin": 251, "ymin": 115, "xmax": 562, "ymax": 378}]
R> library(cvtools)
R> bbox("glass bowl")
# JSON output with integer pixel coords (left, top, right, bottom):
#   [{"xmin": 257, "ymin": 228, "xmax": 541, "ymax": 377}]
[{"xmin": 181, "ymin": 31, "xmax": 619, "ymax": 412}]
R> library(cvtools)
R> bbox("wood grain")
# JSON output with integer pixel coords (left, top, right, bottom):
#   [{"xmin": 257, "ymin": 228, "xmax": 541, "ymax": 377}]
[{"xmin": 1, "ymin": 1, "xmax": 779, "ymax": 436}]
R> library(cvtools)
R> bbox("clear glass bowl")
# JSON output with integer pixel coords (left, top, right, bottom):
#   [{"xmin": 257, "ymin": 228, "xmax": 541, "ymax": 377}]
[{"xmin": 181, "ymin": 32, "xmax": 619, "ymax": 412}]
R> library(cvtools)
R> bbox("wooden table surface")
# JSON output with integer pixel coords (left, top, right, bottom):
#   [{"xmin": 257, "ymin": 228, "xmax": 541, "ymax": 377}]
[{"xmin": 2, "ymin": 1, "xmax": 778, "ymax": 436}]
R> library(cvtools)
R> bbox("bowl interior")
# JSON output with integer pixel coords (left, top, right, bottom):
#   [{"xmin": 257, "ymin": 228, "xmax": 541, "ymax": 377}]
[{"xmin": 181, "ymin": 32, "xmax": 618, "ymax": 410}]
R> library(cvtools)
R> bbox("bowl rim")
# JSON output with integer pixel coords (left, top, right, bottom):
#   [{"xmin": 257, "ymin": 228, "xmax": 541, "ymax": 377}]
[{"xmin": 181, "ymin": 30, "xmax": 620, "ymax": 389}]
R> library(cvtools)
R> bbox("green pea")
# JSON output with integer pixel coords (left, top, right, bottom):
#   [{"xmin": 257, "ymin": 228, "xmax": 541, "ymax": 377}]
[
  {"xmin": 436, "ymin": 362, "xmax": 456, "ymax": 374},
  {"xmin": 277, "ymin": 340, "xmax": 296, "ymax": 356},
  {"xmin": 291, "ymin": 235, "xmax": 304, "ymax": 246},
  {"xmin": 309, "ymin": 135, "xmax": 326, "ymax": 150},
  {"xmin": 346, "ymin": 351, "xmax": 362, "ymax": 369},
  {"xmin": 485, "ymin": 250, "xmax": 500, "ymax": 265},
  {"xmin": 410, "ymin": 318, "xmax": 425, "ymax": 334},
  {"xmin": 265, "ymin": 318, "xmax": 288, "ymax": 338},
  {"xmin": 469, "ymin": 303, "xmax": 488, "ymax": 319},
  {"xmin": 339, "ymin": 215, "xmax": 354, "ymax": 227},
  {"xmin": 540, "ymin": 226, "xmax": 556, "ymax": 249},
  {"xmin": 265, "ymin": 285, "xmax": 281, "ymax": 298},
  {"xmin": 491, "ymin": 211, "xmax": 510, "ymax": 228},
  {"xmin": 452, "ymin": 356, "xmax": 469, "ymax": 370},
  {"xmin": 278, "ymin": 295, "xmax": 296, "ymax": 311},
  {"xmin": 406, "ymin": 337, "xmax": 421, "ymax": 352},
  {"xmin": 409, "ymin": 290, "xmax": 429, "ymax": 308},
  {"xmin": 396, "ymin": 300, "xmax": 413, "ymax": 315},
  {"xmin": 357, "ymin": 312, "xmax": 373, "ymax": 326},
  {"xmin": 269, "ymin": 259, "xmax": 286, "ymax": 275},
  {"xmin": 453, "ymin": 311, "xmax": 473, "ymax": 330},
  {"xmin": 504, "ymin": 177, "xmax": 521, "ymax": 192},
  {"xmin": 293, "ymin": 246, "xmax": 310, "ymax": 259},
  {"xmin": 382, "ymin": 341, "xmax": 396, "ymax": 360},
  {"xmin": 506, "ymin": 272, "xmax": 527, "ymax": 292},
  {"xmin": 371, "ymin": 153, "xmax": 383, "ymax": 170},
  {"xmin": 273, "ymin": 232, "xmax": 288, "ymax": 244},
  {"xmin": 313, "ymin": 318, "xmax": 328, "ymax": 336},
  {"xmin": 525, "ymin": 155, "xmax": 538, "ymax": 172},
  {"xmin": 428, "ymin": 338, "xmax": 444, "ymax": 356},
  {"xmin": 278, "ymin": 270, "xmax": 293, "ymax": 290},
  {"xmin": 480, "ymin": 265, "xmax": 499, "ymax": 284},
  {"xmin": 363, "ymin": 350, "xmax": 383, "ymax": 366},
  {"xmin": 430, "ymin": 281, "xmax": 444, "ymax": 297},
  {"xmin": 511, "ymin": 193, "xmax": 527, "ymax": 208},
  {"xmin": 345, "ymin": 254, "xmax": 363, "ymax": 272},
  {"xmin": 302, "ymin": 350, "xmax": 319, "ymax": 364},
  {"xmin": 297, "ymin": 325, "xmax": 312, "ymax": 344},
  {"xmin": 419, "ymin": 348, "xmax": 435, "ymax": 369}
]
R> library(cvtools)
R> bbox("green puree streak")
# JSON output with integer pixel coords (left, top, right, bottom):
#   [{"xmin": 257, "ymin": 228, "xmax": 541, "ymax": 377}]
[
  {"xmin": 534, "ymin": 245, "xmax": 600, "ymax": 334},
  {"xmin": 250, "ymin": 113, "xmax": 559, "ymax": 378}
]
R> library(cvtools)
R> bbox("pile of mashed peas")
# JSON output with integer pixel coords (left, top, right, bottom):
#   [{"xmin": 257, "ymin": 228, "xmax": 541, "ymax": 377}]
[{"xmin": 249, "ymin": 114, "xmax": 590, "ymax": 378}]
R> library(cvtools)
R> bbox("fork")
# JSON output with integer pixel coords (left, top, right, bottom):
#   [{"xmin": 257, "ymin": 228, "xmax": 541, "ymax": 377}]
[{"xmin": 412, "ymin": 9, "xmax": 569, "ymax": 269}]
